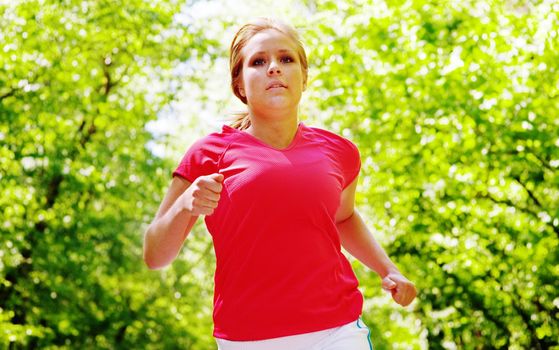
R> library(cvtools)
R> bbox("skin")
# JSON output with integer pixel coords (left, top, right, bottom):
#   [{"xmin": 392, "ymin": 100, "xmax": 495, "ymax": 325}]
[
  {"xmin": 143, "ymin": 28, "xmax": 417, "ymax": 307},
  {"xmin": 143, "ymin": 174, "xmax": 222, "ymax": 269},
  {"xmin": 336, "ymin": 177, "xmax": 417, "ymax": 306},
  {"xmin": 238, "ymin": 28, "xmax": 305, "ymax": 149}
]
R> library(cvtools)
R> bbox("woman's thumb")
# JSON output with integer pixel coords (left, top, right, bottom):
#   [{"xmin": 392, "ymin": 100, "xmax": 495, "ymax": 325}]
[
  {"xmin": 210, "ymin": 173, "xmax": 224, "ymax": 182},
  {"xmin": 382, "ymin": 276, "xmax": 397, "ymax": 291}
]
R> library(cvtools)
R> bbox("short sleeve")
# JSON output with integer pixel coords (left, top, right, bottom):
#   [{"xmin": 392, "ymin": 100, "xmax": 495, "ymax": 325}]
[
  {"xmin": 307, "ymin": 126, "xmax": 362, "ymax": 189},
  {"xmin": 172, "ymin": 133, "xmax": 227, "ymax": 183},
  {"xmin": 339, "ymin": 138, "xmax": 361, "ymax": 189}
]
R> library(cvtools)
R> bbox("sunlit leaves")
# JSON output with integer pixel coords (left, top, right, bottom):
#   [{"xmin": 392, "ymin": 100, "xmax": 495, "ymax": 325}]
[
  {"xmin": 1, "ymin": 0, "xmax": 218, "ymax": 348},
  {"xmin": 2, "ymin": 0, "xmax": 558, "ymax": 348},
  {"xmin": 306, "ymin": 0, "xmax": 558, "ymax": 348}
]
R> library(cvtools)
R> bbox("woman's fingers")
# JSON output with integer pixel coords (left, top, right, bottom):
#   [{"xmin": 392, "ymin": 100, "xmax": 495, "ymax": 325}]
[
  {"xmin": 394, "ymin": 282, "xmax": 416, "ymax": 306},
  {"xmin": 381, "ymin": 276, "xmax": 397, "ymax": 291},
  {"xmin": 186, "ymin": 173, "xmax": 225, "ymax": 215},
  {"xmin": 199, "ymin": 174, "xmax": 224, "ymax": 193},
  {"xmin": 382, "ymin": 273, "xmax": 417, "ymax": 307}
]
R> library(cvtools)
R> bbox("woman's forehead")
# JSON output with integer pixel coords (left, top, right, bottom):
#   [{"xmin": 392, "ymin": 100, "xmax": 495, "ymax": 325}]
[{"xmin": 242, "ymin": 29, "xmax": 297, "ymax": 56}]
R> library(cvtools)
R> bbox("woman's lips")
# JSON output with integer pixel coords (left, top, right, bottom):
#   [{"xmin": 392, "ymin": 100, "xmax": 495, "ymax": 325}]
[{"xmin": 266, "ymin": 81, "xmax": 287, "ymax": 90}]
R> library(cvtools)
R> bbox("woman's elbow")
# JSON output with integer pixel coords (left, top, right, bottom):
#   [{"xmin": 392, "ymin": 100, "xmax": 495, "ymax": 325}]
[
  {"xmin": 143, "ymin": 227, "xmax": 167, "ymax": 270},
  {"xmin": 143, "ymin": 250, "xmax": 160, "ymax": 270},
  {"xmin": 143, "ymin": 247, "xmax": 172, "ymax": 270},
  {"xmin": 145, "ymin": 259, "xmax": 165, "ymax": 270}
]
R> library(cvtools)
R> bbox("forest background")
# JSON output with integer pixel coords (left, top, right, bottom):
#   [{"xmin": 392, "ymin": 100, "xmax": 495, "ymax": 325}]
[{"xmin": 1, "ymin": 0, "xmax": 558, "ymax": 349}]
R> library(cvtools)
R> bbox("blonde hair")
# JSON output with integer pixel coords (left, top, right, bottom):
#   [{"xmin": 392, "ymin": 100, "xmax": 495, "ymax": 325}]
[{"xmin": 229, "ymin": 18, "xmax": 308, "ymax": 130}]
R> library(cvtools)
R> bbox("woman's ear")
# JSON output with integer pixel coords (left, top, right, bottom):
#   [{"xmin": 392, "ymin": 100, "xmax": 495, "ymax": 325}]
[{"xmin": 236, "ymin": 78, "xmax": 246, "ymax": 97}]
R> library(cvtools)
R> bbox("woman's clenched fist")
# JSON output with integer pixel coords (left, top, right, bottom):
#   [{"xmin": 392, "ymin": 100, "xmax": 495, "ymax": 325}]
[
  {"xmin": 382, "ymin": 273, "xmax": 417, "ymax": 307},
  {"xmin": 182, "ymin": 173, "xmax": 224, "ymax": 216}
]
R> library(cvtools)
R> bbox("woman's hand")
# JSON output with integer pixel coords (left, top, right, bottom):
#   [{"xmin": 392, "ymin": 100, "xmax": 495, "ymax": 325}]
[
  {"xmin": 382, "ymin": 273, "xmax": 417, "ymax": 307},
  {"xmin": 182, "ymin": 173, "xmax": 224, "ymax": 216},
  {"xmin": 143, "ymin": 173, "xmax": 223, "ymax": 270}
]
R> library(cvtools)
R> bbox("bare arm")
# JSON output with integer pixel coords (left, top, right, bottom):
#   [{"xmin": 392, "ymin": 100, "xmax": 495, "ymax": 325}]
[
  {"xmin": 143, "ymin": 174, "xmax": 223, "ymax": 269},
  {"xmin": 335, "ymin": 176, "xmax": 417, "ymax": 306}
]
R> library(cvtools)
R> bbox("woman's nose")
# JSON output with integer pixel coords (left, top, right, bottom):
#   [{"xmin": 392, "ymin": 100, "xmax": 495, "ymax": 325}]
[{"xmin": 268, "ymin": 61, "xmax": 282, "ymax": 75}]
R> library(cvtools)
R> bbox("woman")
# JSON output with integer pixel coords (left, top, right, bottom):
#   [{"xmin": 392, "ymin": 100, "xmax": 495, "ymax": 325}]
[{"xmin": 143, "ymin": 17, "xmax": 416, "ymax": 350}]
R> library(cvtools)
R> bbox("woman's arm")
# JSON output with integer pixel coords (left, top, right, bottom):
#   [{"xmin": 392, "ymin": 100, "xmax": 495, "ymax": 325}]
[
  {"xmin": 335, "ymin": 176, "xmax": 417, "ymax": 306},
  {"xmin": 143, "ymin": 173, "xmax": 223, "ymax": 269}
]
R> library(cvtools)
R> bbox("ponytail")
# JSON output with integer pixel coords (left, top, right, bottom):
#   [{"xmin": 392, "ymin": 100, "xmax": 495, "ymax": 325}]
[{"xmin": 230, "ymin": 112, "xmax": 251, "ymax": 130}]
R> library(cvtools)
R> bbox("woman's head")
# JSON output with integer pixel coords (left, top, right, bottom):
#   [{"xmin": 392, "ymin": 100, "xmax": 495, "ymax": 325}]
[{"xmin": 229, "ymin": 18, "xmax": 308, "ymax": 128}]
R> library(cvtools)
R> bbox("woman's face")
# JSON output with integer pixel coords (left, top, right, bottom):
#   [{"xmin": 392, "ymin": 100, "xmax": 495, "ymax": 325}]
[{"xmin": 238, "ymin": 29, "xmax": 305, "ymax": 113}]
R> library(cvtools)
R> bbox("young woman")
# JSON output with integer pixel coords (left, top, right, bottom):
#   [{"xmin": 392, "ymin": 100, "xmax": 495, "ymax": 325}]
[{"xmin": 143, "ymin": 18, "xmax": 417, "ymax": 350}]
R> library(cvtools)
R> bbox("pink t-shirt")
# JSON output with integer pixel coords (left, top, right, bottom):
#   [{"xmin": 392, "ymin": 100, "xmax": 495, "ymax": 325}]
[{"xmin": 173, "ymin": 122, "xmax": 363, "ymax": 341}]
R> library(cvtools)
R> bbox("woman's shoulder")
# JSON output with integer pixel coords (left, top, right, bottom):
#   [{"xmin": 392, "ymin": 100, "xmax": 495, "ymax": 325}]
[
  {"xmin": 302, "ymin": 123, "xmax": 359, "ymax": 149},
  {"xmin": 177, "ymin": 125, "xmax": 241, "ymax": 161},
  {"xmin": 190, "ymin": 124, "xmax": 240, "ymax": 147}
]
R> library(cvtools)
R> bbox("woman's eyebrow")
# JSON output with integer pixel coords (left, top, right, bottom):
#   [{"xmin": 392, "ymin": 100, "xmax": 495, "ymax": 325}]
[
  {"xmin": 250, "ymin": 49, "xmax": 295, "ymax": 56},
  {"xmin": 246, "ymin": 49, "xmax": 296, "ymax": 64}
]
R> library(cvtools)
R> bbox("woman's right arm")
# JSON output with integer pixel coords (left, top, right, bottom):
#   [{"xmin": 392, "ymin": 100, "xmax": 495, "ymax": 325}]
[{"xmin": 143, "ymin": 173, "xmax": 223, "ymax": 269}]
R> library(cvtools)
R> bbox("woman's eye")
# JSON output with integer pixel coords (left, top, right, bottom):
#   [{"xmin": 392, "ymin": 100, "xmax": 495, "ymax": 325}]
[
  {"xmin": 252, "ymin": 58, "xmax": 265, "ymax": 66},
  {"xmin": 281, "ymin": 56, "xmax": 294, "ymax": 63}
]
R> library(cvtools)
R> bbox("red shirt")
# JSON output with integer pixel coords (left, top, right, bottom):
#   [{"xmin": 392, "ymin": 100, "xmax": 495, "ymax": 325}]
[{"xmin": 173, "ymin": 122, "xmax": 363, "ymax": 340}]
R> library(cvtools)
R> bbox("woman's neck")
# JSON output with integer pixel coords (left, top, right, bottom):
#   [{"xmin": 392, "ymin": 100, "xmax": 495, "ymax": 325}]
[{"xmin": 245, "ymin": 111, "xmax": 299, "ymax": 149}]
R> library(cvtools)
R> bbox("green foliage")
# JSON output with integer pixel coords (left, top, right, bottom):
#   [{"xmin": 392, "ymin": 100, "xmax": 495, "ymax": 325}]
[
  {"xmin": 2, "ymin": 0, "xmax": 558, "ymax": 349},
  {"xmin": 304, "ymin": 0, "xmax": 559, "ymax": 348},
  {"xmin": 1, "ymin": 0, "xmax": 217, "ymax": 348}
]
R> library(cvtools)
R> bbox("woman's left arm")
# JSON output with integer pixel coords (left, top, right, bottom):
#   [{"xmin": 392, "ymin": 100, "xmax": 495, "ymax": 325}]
[{"xmin": 336, "ymin": 176, "xmax": 417, "ymax": 307}]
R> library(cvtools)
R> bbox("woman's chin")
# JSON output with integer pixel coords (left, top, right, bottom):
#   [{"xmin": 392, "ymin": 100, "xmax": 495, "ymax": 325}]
[{"xmin": 255, "ymin": 98, "xmax": 296, "ymax": 110}]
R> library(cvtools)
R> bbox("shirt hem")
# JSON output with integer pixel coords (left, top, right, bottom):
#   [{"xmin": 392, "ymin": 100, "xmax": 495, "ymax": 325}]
[{"xmin": 212, "ymin": 312, "xmax": 362, "ymax": 341}]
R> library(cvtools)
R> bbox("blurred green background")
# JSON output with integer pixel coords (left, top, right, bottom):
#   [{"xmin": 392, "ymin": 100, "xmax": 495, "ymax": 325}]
[{"xmin": 1, "ymin": 0, "xmax": 558, "ymax": 349}]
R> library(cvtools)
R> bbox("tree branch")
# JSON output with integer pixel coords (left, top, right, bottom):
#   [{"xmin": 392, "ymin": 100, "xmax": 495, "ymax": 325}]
[
  {"xmin": 510, "ymin": 291, "xmax": 543, "ymax": 350},
  {"xmin": 525, "ymin": 150, "xmax": 555, "ymax": 173},
  {"xmin": 477, "ymin": 193, "xmax": 538, "ymax": 218},
  {"xmin": 102, "ymin": 55, "xmax": 116, "ymax": 95},
  {"xmin": 477, "ymin": 193, "xmax": 559, "ymax": 238},
  {"xmin": 0, "ymin": 88, "xmax": 17, "ymax": 101},
  {"xmin": 511, "ymin": 174, "xmax": 542, "ymax": 207}
]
